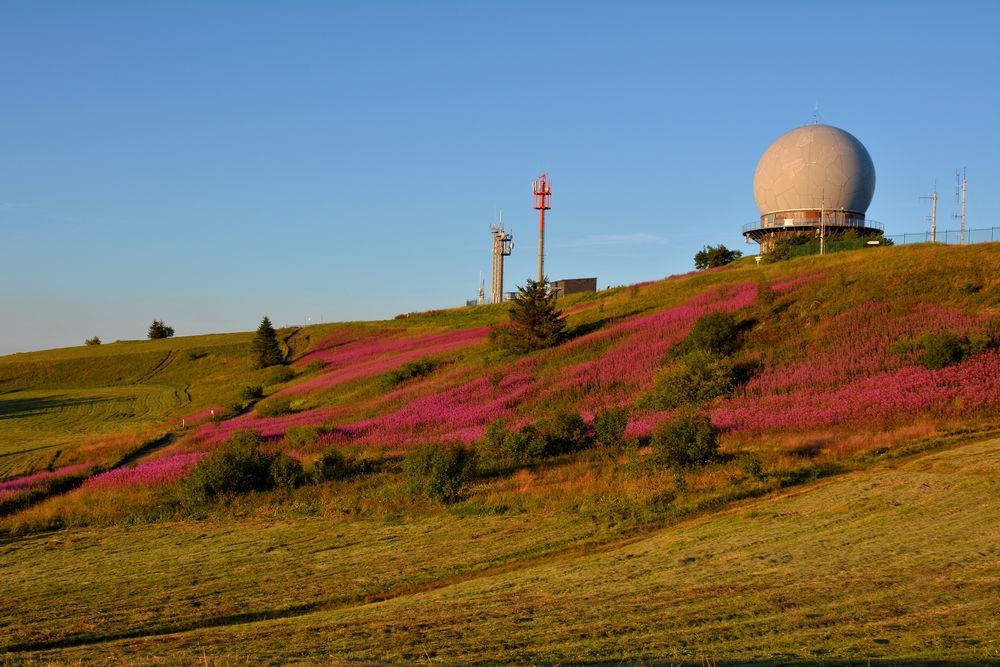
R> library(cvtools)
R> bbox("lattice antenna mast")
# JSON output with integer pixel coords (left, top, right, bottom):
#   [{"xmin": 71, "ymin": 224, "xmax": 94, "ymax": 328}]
[
  {"xmin": 532, "ymin": 173, "xmax": 552, "ymax": 283},
  {"xmin": 920, "ymin": 180, "xmax": 938, "ymax": 242},
  {"xmin": 489, "ymin": 210, "xmax": 514, "ymax": 304},
  {"xmin": 953, "ymin": 169, "xmax": 967, "ymax": 244}
]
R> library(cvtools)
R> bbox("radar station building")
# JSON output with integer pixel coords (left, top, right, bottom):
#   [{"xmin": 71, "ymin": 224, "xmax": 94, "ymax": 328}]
[
  {"xmin": 552, "ymin": 277, "xmax": 597, "ymax": 299},
  {"xmin": 743, "ymin": 124, "xmax": 881, "ymax": 253}
]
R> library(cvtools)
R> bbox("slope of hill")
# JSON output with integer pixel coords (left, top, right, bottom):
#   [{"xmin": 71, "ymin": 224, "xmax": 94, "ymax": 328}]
[{"xmin": 1, "ymin": 242, "xmax": 999, "ymax": 662}]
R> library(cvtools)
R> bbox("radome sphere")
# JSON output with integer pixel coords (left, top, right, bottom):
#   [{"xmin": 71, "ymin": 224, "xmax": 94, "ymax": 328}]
[{"xmin": 753, "ymin": 124, "xmax": 875, "ymax": 216}]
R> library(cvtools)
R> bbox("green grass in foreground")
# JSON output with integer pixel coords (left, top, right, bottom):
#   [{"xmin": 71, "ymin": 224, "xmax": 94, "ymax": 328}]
[{"xmin": 3, "ymin": 436, "xmax": 998, "ymax": 664}]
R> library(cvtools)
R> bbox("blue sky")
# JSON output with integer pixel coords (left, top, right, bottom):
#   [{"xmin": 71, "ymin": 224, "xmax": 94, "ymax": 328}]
[{"xmin": 2, "ymin": 1, "xmax": 998, "ymax": 354}]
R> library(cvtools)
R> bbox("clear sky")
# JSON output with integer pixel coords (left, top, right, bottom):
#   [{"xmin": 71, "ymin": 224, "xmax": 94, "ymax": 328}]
[{"xmin": 2, "ymin": 1, "xmax": 998, "ymax": 354}]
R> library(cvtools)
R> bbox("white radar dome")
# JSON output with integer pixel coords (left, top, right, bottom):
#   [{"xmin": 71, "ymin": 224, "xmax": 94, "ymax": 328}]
[{"xmin": 753, "ymin": 124, "xmax": 875, "ymax": 216}]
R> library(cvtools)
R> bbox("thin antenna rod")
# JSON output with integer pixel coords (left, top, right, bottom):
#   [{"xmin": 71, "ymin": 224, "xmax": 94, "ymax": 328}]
[{"xmin": 920, "ymin": 180, "xmax": 938, "ymax": 242}]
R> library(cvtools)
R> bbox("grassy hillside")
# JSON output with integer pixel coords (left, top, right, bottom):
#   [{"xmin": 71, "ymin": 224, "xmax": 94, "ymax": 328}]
[
  {"xmin": 1, "ymin": 242, "xmax": 999, "ymax": 662},
  {"xmin": 4, "ymin": 435, "xmax": 999, "ymax": 663}
]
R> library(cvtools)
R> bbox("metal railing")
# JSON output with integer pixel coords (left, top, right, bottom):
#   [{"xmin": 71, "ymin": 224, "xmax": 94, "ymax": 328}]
[
  {"xmin": 742, "ymin": 218, "xmax": 884, "ymax": 234},
  {"xmin": 885, "ymin": 226, "xmax": 999, "ymax": 246}
]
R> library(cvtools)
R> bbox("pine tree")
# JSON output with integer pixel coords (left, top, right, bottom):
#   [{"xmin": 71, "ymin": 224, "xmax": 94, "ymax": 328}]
[
  {"xmin": 148, "ymin": 319, "xmax": 175, "ymax": 339},
  {"xmin": 490, "ymin": 278, "xmax": 566, "ymax": 353},
  {"xmin": 251, "ymin": 316, "xmax": 283, "ymax": 368}
]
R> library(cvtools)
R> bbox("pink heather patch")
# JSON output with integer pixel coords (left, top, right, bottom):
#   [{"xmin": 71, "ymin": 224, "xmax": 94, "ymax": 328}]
[
  {"xmin": 559, "ymin": 282, "xmax": 757, "ymax": 392},
  {"xmin": 748, "ymin": 302, "xmax": 991, "ymax": 395},
  {"xmin": 0, "ymin": 462, "xmax": 96, "ymax": 493},
  {"xmin": 326, "ymin": 359, "xmax": 540, "ymax": 446},
  {"xmin": 770, "ymin": 272, "xmax": 826, "ymax": 294},
  {"xmin": 285, "ymin": 327, "xmax": 489, "ymax": 395},
  {"xmin": 624, "ymin": 410, "xmax": 675, "ymax": 438},
  {"xmin": 196, "ymin": 406, "xmax": 341, "ymax": 445},
  {"xmin": 713, "ymin": 349, "xmax": 1000, "ymax": 432},
  {"xmin": 83, "ymin": 452, "xmax": 209, "ymax": 490}
]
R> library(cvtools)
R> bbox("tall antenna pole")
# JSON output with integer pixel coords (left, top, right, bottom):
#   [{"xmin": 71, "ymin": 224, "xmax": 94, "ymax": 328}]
[
  {"xmin": 953, "ymin": 169, "xmax": 967, "ymax": 244},
  {"xmin": 532, "ymin": 173, "xmax": 552, "ymax": 283},
  {"xmin": 920, "ymin": 180, "xmax": 938, "ymax": 242}
]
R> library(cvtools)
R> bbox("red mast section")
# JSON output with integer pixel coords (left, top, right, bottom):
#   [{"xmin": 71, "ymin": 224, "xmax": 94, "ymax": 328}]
[{"xmin": 532, "ymin": 173, "xmax": 552, "ymax": 283}]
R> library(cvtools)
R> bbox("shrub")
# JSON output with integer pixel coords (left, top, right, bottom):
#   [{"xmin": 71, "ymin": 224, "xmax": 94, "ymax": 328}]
[
  {"xmin": 918, "ymin": 331, "xmax": 968, "ymax": 370},
  {"xmin": 262, "ymin": 365, "xmax": 295, "ymax": 386},
  {"xmin": 651, "ymin": 412, "xmax": 719, "ymax": 469},
  {"xmin": 681, "ymin": 311, "xmax": 740, "ymax": 356},
  {"xmin": 380, "ymin": 358, "xmax": 436, "ymax": 389},
  {"xmin": 84, "ymin": 336, "xmax": 101, "ymax": 346},
  {"xmin": 285, "ymin": 425, "xmax": 327, "ymax": 448},
  {"xmin": 179, "ymin": 430, "xmax": 273, "ymax": 504},
  {"xmin": 740, "ymin": 451, "xmax": 765, "ymax": 479},
  {"xmin": 592, "ymin": 407, "xmax": 629, "ymax": 451},
  {"xmin": 694, "ymin": 244, "xmax": 743, "ymax": 270},
  {"xmin": 147, "ymin": 319, "xmax": 175, "ymax": 339},
  {"xmin": 312, "ymin": 448, "xmax": 355, "ymax": 482},
  {"xmin": 644, "ymin": 351, "xmax": 741, "ymax": 410},
  {"xmin": 302, "ymin": 359, "xmax": 326, "ymax": 374},
  {"xmin": 534, "ymin": 411, "xmax": 593, "ymax": 456},
  {"xmin": 256, "ymin": 397, "xmax": 292, "ymax": 418},
  {"xmin": 475, "ymin": 420, "xmax": 545, "ymax": 469},
  {"xmin": 238, "ymin": 384, "xmax": 264, "ymax": 401},
  {"xmin": 403, "ymin": 443, "xmax": 476, "ymax": 503},
  {"xmin": 269, "ymin": 454, "xmax": 306, "ymax": 490}
]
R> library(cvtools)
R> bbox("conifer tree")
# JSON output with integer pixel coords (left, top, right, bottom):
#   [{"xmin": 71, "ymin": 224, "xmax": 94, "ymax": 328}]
[
  {"xmin": 251, "ymin": 316, "xmax": 283, "ymax": 368},
  {"xmin": 490, "ymin": 278, "xmax": 566, "ymax": 353},
  {"xmin": 147, "ymin": 319, "xmax": 175, "ymax": 339}
]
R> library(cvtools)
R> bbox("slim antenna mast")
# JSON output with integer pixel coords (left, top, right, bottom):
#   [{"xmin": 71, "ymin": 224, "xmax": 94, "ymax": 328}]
[
  {"xmin": 920, "ymin": 180, "xmax": 938, "ymax": 242},
  {"xmin": 532, "ymin": 173, "xmax": 552, "ymax": 283}
]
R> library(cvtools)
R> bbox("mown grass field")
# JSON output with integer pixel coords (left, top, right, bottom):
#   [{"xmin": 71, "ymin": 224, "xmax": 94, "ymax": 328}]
[
  {"xmin": 3, "ymin": 436, "xmax": 998, "ymax": 664},
  {"xmin": 1, "ymin": 242, "xmax": 999, "ymax": 663}
]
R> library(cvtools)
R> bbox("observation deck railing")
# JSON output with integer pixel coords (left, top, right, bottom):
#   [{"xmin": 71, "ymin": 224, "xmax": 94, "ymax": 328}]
[{"xmin": 742, "ymin": 218, "xmax": 884, "ymax": 234}]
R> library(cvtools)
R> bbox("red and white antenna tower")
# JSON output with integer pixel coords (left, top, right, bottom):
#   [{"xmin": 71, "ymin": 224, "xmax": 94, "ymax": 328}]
[{"xmin": 532, "ymin": 173, "xmax": 552, "ymax": 283}]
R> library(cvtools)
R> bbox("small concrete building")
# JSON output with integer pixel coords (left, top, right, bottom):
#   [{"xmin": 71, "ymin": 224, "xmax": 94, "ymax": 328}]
[{"xmin": 552, "ymin": 277, "xmax": 597, "ymax": 299}]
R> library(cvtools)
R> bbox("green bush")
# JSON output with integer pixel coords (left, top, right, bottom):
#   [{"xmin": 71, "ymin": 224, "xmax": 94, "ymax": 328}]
[
  {"xmin": 256, "ymin": 397, "xmax": 292, "ymax": 418},
  {"xmin": 179, "ymin": 430, "xmax": 274, "ymax": 504},
  {"xmin": 262, "ymin": 365, "xmax": 295, "ymax": 386},
  {"xmin": 311, "ymin": 448, "xmax": 356, "ymax": 482},
  {"xmin": 238, "ymin": 384, "xmax": 264, "ymax": 401},
  {"xmin": 302, "ymin": 359, "xmax": 326, "ymax": 374},
  {"xmin": 269, "ymin": 454, "xmax": 306, "ymax": 490},
  {"xmin": 84, "ymin": 336, "xmax": 101, "ymax": 346},
  {"xmin": 475, "ymin": 420, "xmax": 545, "ymax": 469},
  {"xmin": 651, "ymin": 412, "xmax": 719, "ymax": 469},
  {"xmin": 380, "ymin": 358, "xmax": 436, "ymax": 389},
  {"xmin": 681, "ymin": 311, "xmax": 740, "ymax": 356},
  {"xmin": 918, "ymin": 332, "xmax": 968, "ymax": 369},
  {"xmin": 534, "ymin": 411, "xmax": 593, "ymax": 456},
  {"xmin": 592, "ymin": 407, "xmax": 629, "ymax": 451},
  {"xmin": 285, "ymin": 425, "xmax": 327, "ymax": 448},
  {"xmin": 644, "ymin": 351, "xmax": 740, "ymax": 410},
  {"xmin": 403, "ymin": 443, "xmax": 476, "ymax": 503}
]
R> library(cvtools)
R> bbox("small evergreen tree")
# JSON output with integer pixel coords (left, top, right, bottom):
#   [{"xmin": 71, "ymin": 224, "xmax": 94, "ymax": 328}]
[
  {"xmin": 147, "ymin": 319, "xmax": 175, "ymax": 339},
  {"xmin": 694, "ymin": 244, "xmax": 743, "ymax": 270},
  {"xmin": 251, "ymin": 316, "xmax": 283, "ymax": 368},
  {"xmin": 489, "ymin": 278, "xmax": 566, "ymax": 353},
  {"xmin": 84, "ymin": 336, "xmax": 101, "ymax": 346}
]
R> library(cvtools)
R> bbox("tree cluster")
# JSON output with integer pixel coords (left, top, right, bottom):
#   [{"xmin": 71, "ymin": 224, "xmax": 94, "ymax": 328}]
[
  {"xmin": 694, "ymin": 244, "xmax": 742, "ymax": 270},
  {"xmin": 148, "ymin": 320, "xmax": 175, "ymax": 339}
]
